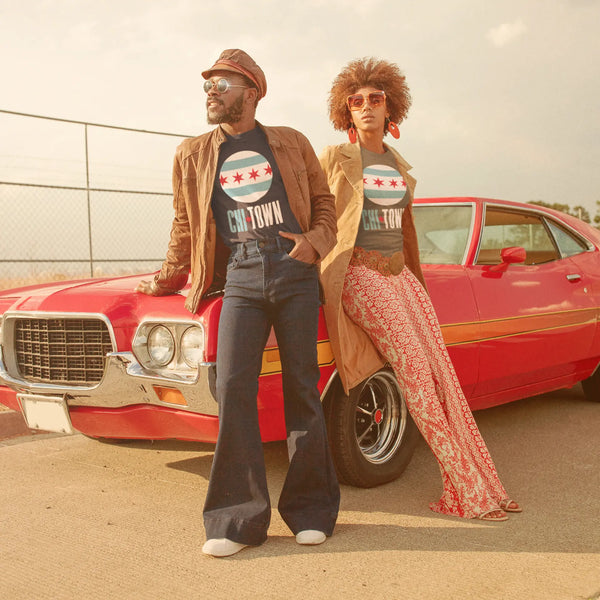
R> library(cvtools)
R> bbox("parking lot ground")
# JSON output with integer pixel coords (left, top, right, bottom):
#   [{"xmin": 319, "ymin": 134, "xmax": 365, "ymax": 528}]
[
  {"xmin": 1, "ymin": 387, "xmax": 599, "ymax": 600},
  {"xmin": 0, "ymin": 406, "xmax": 50, "ymax": 441}
]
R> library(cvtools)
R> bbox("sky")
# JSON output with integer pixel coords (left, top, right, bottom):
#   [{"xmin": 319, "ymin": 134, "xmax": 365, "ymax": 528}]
[{"xmin": 1, "ymin": 0, "xmax": 599, "ymax": 218}]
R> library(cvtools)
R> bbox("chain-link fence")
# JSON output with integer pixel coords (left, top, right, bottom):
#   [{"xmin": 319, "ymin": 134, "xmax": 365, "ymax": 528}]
[{"xmin": 0, "ymin": 110, "xmax": 193, "ymax": 285}]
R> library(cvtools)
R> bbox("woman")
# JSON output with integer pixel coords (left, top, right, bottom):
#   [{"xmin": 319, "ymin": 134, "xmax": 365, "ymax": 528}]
[{"xmin": 319, "ymin": 58, "xmax": 521, "ymax": 521}]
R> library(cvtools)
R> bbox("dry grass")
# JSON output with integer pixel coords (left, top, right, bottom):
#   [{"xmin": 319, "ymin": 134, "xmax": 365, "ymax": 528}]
[
  {"xmin": 0, "ymin": 267, "xmax": 146, "ymax": 292},
  {"xmin": 0, "ymin": 272, "xmax": 89, "ymax": 292}
]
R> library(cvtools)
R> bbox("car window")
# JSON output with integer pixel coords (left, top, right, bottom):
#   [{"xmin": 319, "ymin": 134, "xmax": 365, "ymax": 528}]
[
  {"xmin": 476, "ymin": 208, "xmax": 559, "ymax": 265},
  {"xmin": 413, "ymin": 205, "xmax": 473, "ymax": 264},
  {"xmin": 545, "ymin": 219, "xmax": 590, "ymax": 257}
]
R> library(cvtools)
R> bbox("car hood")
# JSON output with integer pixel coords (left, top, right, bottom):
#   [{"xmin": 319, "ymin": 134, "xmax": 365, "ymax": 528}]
[{"xmin": 0, "ymin": 274, "xmax": 192, "ymax": 323}]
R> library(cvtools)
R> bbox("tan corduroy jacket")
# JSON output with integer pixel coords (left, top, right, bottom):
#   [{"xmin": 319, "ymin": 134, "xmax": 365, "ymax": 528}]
[
  {"xmin": 153, "ymin": 122, "xmax": 337, "ymax": 313},
  {"xmin": 319, "ymin": 142, "xmax": 427, "ymax": 394}
]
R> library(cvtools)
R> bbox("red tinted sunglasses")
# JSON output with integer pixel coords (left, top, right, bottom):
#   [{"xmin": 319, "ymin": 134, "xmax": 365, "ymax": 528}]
[{"xmin": 346, "ymin": 90, "xmax": 386, "ymax": 111}]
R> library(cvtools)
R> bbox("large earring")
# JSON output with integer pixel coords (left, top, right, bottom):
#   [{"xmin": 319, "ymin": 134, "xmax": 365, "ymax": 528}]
[
  {"xmin": 348, "ymin": 126, "xmax": 357, "ymax": 144},
  {"xmin": 388, "ymin": 120, "xmax": 400, "ymax": 139}
]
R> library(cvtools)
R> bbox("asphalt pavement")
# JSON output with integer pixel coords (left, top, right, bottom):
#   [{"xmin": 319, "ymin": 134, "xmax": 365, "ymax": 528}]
[{"xmin": 1, "ymin": 387, "xmax": 599, "ymax": 600}]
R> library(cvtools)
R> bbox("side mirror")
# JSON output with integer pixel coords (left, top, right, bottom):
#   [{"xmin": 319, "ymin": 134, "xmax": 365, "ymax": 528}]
[
  {"xmin": 488, "ymin": 246, "xmax": 526, "ymax": 272},
  {"xmin": 500, "ymin": 246, "xmax": 526, "ymax": 264}
]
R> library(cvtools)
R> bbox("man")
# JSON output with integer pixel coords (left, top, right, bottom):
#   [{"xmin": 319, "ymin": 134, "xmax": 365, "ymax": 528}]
[{"xmin": 137, "ymin": 49, "xmax": 340, "ymax": 557}]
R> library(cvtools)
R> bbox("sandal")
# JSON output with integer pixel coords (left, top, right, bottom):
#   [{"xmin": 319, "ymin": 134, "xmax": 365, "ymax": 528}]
[
  {"xmin": 499, "ymin": 499, "xmax": 522, "ymax": 513},
  {"xmin": 476, "ymin": 509, "xmax": 508, "ymax": 522}
]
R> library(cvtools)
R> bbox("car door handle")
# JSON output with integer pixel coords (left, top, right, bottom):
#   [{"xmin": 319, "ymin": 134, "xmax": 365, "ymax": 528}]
[{"xmin": 566, "ymin": 273, "xmax": 582, "ymax": 282}]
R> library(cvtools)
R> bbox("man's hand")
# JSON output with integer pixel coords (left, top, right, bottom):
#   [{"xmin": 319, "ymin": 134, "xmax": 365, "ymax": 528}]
[
  {"xmin": 278, "ymin": 231, "xmax": 318, "ymax": 264},
  {"xmin": 135, "ymin": 280, "xmax": 159, "ymax": 295}
]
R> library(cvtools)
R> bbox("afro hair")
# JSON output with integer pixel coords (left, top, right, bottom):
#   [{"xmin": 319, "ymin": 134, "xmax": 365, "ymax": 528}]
[{"xmin": 327, "ymin": 57, "xmax": 411, "ymax": 134}]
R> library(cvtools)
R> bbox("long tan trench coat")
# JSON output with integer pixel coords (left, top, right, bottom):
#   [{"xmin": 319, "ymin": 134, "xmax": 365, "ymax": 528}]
[{"xmin": 319, "ymin": 142, "xmax": 427, "ymax": 394}]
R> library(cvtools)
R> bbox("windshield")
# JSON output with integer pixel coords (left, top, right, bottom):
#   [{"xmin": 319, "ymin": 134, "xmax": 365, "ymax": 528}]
[{"xmin": 413, "ymin": 204, "xmax": 473, "ymax": 265}]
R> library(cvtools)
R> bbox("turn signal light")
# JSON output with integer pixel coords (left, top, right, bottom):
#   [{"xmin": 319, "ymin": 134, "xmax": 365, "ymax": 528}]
[{"xmin": 153, "ymin": 386, "xmax": 187, "ymax": 406}]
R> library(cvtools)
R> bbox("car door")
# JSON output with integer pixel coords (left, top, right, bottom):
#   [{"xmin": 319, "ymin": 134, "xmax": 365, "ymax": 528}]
[
  {"xmin": 414, "ymin": 202, "xmax": 481, "ymax": 399},
  {"xmin": 467, "ymin": 204, "xmax": 596, "ymax": 401}
]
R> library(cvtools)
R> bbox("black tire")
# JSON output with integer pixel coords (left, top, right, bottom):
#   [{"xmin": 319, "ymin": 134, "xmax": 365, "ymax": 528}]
[
  {"xmin": 581, "ymin": 368, "xmax": 600, "ymax": 402},
  {"xmin": 324, "ymin": 368, "xmax": 420, "ymax": 487}
]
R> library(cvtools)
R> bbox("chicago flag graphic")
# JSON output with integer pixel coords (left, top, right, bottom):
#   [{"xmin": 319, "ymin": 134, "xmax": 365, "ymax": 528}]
[
  {"xmin": 220, "ymin": 151, "xmax": 273, "ymax": 203},
  {"xmin": 363, "ymin": 164, "xmax": 406, "ymax": 206}
]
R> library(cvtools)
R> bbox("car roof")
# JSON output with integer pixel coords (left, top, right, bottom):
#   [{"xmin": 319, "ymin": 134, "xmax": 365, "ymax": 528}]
[{"xmin": 414, "ymin": 196, "xmax": 535, "ymax": 210}]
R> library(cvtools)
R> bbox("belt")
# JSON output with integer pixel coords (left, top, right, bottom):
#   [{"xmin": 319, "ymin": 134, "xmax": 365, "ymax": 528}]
[
  {"xmin": 231, "ymin": 236, "xmax": 294, "ymax": 256},
  {"xmin": 350, "ymin": 246, "xmax": 405, "ymax": 276}
]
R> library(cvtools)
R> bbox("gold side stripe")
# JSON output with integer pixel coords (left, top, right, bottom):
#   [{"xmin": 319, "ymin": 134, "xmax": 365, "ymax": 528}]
[
  {"xmin": 442, "ymin": 307, "xmax": 598, "ymax": 346},
  {"xmin": 260, "ymin": 340, "xmax": 335, "ymax": 376},
  {"xmin": 259, "ymin": 307, "xmax": 599, "ymax": 374},
  {"xmin": 441, "ymin": 306, "xmax": 597, "ymax": 328}
]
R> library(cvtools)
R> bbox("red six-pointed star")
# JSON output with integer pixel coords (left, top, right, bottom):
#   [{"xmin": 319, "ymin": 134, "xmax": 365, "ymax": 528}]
[{"xmin": 233, "ymin": 172, "xmax": 244, "ymax": 184}]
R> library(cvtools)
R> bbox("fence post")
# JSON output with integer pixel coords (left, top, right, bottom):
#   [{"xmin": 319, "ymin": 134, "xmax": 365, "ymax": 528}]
[{"xmin": 84, "ymin": 124, "xmax": 94, "ymax": 277}]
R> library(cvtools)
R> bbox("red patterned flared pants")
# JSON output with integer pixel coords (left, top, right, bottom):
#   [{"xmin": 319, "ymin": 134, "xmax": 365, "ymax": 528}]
[{"xmin": 342, "ymin": 263, "xmax": 510, "ymax": 518}]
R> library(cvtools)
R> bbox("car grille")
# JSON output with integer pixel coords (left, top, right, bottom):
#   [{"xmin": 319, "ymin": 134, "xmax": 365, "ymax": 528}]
[{"xmin": 14, "ymin": 318, "xmax": 113, "ymax": 386}]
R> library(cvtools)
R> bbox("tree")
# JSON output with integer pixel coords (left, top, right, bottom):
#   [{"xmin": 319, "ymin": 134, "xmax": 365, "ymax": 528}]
[
  {"xmin": 594, "ymin": 201, "xmax": 600, "ymax": 228},
  {"xmin": 529, "ymin": 201, "xmax": 591, "ymax": 223}
]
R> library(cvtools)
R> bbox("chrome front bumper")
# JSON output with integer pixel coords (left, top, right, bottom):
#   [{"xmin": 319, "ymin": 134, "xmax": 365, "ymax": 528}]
[{"xmin": 0, "ymin": 348, "xmax": 218, "ymax": 417}]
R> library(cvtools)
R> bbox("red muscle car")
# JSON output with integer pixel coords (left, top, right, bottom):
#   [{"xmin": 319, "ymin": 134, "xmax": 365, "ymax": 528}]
[{"xmin": 1, "ymin": 197, "xmax": 599, "ymax": 487}]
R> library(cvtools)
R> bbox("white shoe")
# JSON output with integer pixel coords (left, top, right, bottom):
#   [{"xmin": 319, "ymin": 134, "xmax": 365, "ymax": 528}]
[
  {"xmin": 202, "ymin": 538, "xmax": 248, "ymax": 557},
  {"xmin": 295, "ymin": 530, "xmax": 326, "ymax": 545}
]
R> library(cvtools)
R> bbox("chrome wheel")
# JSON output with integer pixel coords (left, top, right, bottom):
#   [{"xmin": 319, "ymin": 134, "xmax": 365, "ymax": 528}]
[
  {"xmin": 325, "ymin": 367, "xmax": 419, "ymax": 487},
  {"xmin": 355, "ymin": 370, "xmax": 407, "ymax": 464}
]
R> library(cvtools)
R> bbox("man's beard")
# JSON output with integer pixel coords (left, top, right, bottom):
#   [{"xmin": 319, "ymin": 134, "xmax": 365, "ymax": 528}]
[{"xmin": 206, "ymin": 94, "xmax": 245, "ymax": 125}]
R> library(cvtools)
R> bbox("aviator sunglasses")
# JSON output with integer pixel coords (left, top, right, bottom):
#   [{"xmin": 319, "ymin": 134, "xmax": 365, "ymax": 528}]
[
  {"xmin": 203, "ymin": 78, "xmax": 249, "ymax": 94},
  {"xmin": 346, "ymin": 90, "xmax": 386, "ymax": 111}
]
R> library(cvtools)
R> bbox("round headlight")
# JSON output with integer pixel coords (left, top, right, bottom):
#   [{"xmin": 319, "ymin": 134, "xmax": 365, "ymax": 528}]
[
  {"xmin": 147, "ymin": 325, "xmax": 175, "ymax": 367},
  {"xmin": 181, "ymin": 326, "xmax": 204, "ymax": 367}
]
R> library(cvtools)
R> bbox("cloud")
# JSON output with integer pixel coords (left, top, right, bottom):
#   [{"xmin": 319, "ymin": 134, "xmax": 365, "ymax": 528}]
[{"xmin": 486, "ymin": 19, "xmax": 527, "ymax": 47}]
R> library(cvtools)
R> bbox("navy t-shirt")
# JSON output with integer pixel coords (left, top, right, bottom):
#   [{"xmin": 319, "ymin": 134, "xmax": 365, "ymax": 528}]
[
  {"xmin": 211, "ymin": 126, "xmax": 301, "ymax": 246},
  {"xmin": 354, "ymin": 148, "xmax": 410, "ymax": 256}
]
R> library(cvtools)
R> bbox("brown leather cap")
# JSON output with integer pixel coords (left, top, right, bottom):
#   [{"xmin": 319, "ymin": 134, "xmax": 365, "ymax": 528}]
[{"xmin": 201, "ymin": 49, "xmax": 267, "ymax": 99}]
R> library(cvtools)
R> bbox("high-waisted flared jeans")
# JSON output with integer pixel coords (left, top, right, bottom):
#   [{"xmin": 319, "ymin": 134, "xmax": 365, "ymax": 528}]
[{"xmin": 203, "ymin": 238, "xmax": 340, "ymax": 545}]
